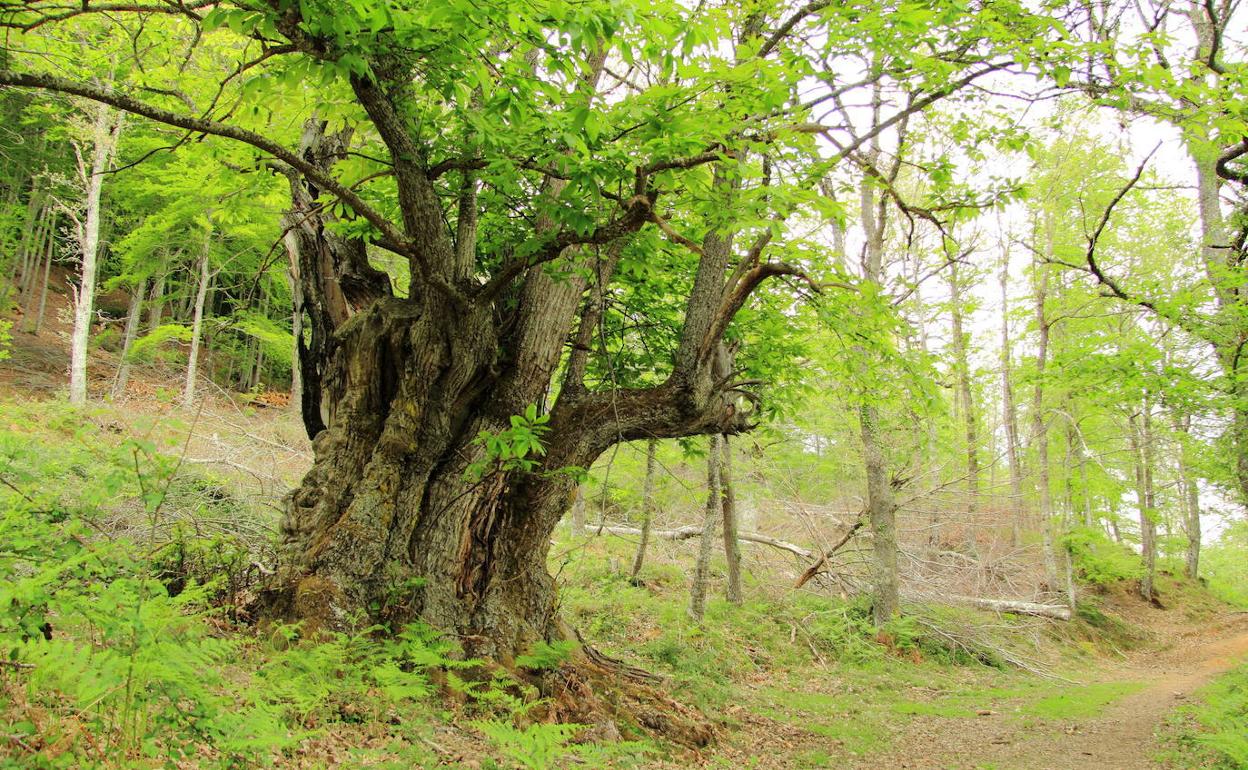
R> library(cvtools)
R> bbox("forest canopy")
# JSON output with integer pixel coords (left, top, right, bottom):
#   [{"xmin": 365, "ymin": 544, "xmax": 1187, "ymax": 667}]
[{"xmin": 0, "ymin": 2, "xmax": 1246, "ymax": 762}]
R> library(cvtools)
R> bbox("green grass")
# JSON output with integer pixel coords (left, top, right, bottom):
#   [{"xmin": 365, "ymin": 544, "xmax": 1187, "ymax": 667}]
[
  {"xmin": 890, "ymin": 700, "xmax": 978, "ymax": 718},
  {"xmin": 1021, "ymin": 681, "xmax": 1146, "ymax": 719},
  {"xmin": 1161, "ymin": 663, "xmax": 1248, "ymax": 768},
  {"xmin": 6, "ymin": 396, "xmax": 1234, "ymax": 770}
]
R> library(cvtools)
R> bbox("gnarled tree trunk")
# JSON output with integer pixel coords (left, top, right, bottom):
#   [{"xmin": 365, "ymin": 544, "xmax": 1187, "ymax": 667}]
[
  {"xmin": 267, "ymin": 290, "xmax": 744, "ymax": 658},
  {"xmin": 263, "ymin": 122, "xmax": 748, "ymax": 662}
]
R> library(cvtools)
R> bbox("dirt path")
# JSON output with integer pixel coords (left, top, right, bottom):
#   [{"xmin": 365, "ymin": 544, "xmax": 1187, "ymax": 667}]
[{"xmin": 862, "ymin": 616, "xmax": 1248, "ymax": 770}]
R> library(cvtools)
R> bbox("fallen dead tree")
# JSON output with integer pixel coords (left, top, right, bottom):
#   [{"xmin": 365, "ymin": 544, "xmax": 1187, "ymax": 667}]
[
  {"xmin": 602, "ymin": 520, "xmax": 866, "ymax": 585},
  {"xmin": 599, "ymin": 524, "xmax": 1070, "ymax": 620},
  {"xmin": 901, "ymin": 592, "xmax": 1072, "ymax": 620},
  {"xmin": 940, "ymin": 595, "xmax": 1072, "ymax": 620},
  {"xmin": 599, "ymin": 525, "xmax": 817, "ymax": 560}
]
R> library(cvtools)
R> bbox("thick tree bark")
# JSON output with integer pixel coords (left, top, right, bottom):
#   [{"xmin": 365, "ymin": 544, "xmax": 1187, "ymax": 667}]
[
  {"xmin": 267, "ymin": 280, "xmax": 747, "ymax": 659},
  {"xmin": 68, "ymin": 103, "xmax": 123, "ymax": 405},
  {"xmin": 630, "ymin": 439, "xmax": 659, "ymax": 582},
  {"xmin": 689, "ymin": 434, "xmax": 723, "ymax": 623},
  {"xmin": 256, "ymin": 44, "xmax": 756, "ymax": 666},
  {"xmin": 279, "ymin": 120, "xmax": 390, "ymax": 440},
  {"xmin": 111, "ymin": 278, "xmax": 145, "ymax": 398},
  {"xmin": 720, "ymin": 435, "xmax": 743, "ymax": 605}
]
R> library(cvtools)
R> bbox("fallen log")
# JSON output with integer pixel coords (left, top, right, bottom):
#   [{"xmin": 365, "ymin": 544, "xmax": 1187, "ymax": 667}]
[
  {"xmin": 938, "ymin": 595, "xmax": 1072, "ymax": 620},
  {"xmin": 599, "ymin": 525, "xmax": 816, "ymax": 560}
]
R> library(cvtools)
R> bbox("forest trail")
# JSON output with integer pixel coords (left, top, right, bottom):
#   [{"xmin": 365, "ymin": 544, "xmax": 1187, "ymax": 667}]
[{"xmin": 861, "ymin": 615, "xmax": 1248, "ymax": 770}]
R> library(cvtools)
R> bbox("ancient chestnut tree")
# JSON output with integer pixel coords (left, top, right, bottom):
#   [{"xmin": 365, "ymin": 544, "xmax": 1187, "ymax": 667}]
[{"xmin": 0, "ymin": 0, "xmax": 1061, "ymax": 659}]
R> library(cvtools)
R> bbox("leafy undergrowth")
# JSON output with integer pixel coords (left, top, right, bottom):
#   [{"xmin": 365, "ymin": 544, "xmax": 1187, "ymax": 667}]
[
  {"xmin": 0, "ymin": 398, "xmax": 1231, "ymax": 769},
  {"xmin": 1160, "ymin": 662, "xmax": 1248, "ymax": 769},
  {"xmin": 552, "ymin": 533, "xmax": 1177, "ymax": 767},
  {"xmin": 0, "ymin": 400, "xmax": 659, "ymax": 769}
]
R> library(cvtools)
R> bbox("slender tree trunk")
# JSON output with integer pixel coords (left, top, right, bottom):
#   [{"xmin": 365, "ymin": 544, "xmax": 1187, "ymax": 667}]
[
  {"xmin": 569, "ymin": 484, "xmax": 586, "ymax": 536},
  {"xmin": 947, "ymin": 258, "xmax": 980, "ymax": 519},
  {"xmin": 852, "ymin": 106, "xmax": 905, "ymax": 625},
  {"xmin": 18, "ymin": 202, "xmax": 48, "ymax": 304},
  {"xmin": 907, "ymin": 251, "xmax": 940, "ymax": 550},
  {"xmin": 13, "ymin": 178, "xmax": 43, "ymax": 290},
  {"xmin": 630, "ymin": 438, "xmax": 659, "ymax": 582},
  {"xmin": 111, "ymin": 278, "xmax": 145, "ymax": 398},
  {"xmin": 146, "ymin": 272, "xmax": 166, "ymax": 332},
  {"xmin": 1031, "ymin": 240, "xmax": 1060, "ymax": 591},
  {"xmin": 1079, "ymin": 447, "xmax": 1093, "ymax": 528},
  {"xmin": 284, "ymin": 245, "xmax": 303, "ymax": 408},
  {"xmin": 1140, "ymin": 404, "xmax": 1157, "ymax": 600},
  {"xmin": 68, "ymin": 104, "xmax": 123, "ymax": 406},
  {"xmin": 861, "ymin": 402, "xmax": 898, "ymax": 625},
  {"xmin": 25, "ymin": 225, "xmax": 54, "ymax": 334},
  {"xmin": 720, "ymin": 434, "xmax": 743, "ymax": 605},
  {"xmin": 999, "ymin": 249, "xmax": 1024, "ymax": 545},
  {"xmin": 689, "ymin": 434, "xmax": 723, "ymax": 623},
  {"xmin": 1182, "ymin": 464, "xmax": 1201, "ymax": 581},
  {"xmin": 250, "ymin": 345, "xmax": 265, "ymax": 391},
  {"xmin": 1128, "ymin": 406, "xmax": 1157, "ymax": 602},
  {"xmin": 1063, "ymin": 405, "xmax": 1078, "ymax": 518},
  {"xmin": 182, "ymin": 233, "xmax": 212, "ymax": 409},
  {"xmin": 1186, "ymin": 141, "xmax": 1248, "ymax": 509},
  {"xmin": 289, "ymin": 315, "xmax": 303, "ymax": 407},
  {"xmin": 1175, "ymin": 416, "xmax": 1201, "ymax": 579}
]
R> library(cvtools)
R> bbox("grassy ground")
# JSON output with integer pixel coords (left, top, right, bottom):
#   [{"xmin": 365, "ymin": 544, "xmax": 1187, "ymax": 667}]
[
  {"xmin": 0, "ymin": 396, "xmax": 1245, "ymax": 769},
  {"xmin": 1160, "ymin": 661, "xmax": 1248, "ymax": 769}
]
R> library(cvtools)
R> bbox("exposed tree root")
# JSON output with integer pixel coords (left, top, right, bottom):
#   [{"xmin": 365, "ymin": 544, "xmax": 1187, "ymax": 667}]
[
  {"xmin": 486, "ymin": 619, "xmax": 715, "ymax": 748},
  {"xmin": 533, "ymin": 654, "xmax": 715, "ymax": 749}
]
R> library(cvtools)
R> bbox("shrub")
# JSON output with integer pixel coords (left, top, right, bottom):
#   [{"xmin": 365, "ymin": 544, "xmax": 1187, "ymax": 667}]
[{"xmin": 1063, "ymin": 526, "xmax": 1144, "ymax": 586}]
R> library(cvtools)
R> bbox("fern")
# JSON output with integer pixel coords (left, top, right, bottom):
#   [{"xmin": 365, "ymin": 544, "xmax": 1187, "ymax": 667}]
[
  {"xmin": 514, "ymin": 640, "xmax": 578, "ymax": 671},
  {"xmin": 475, "ymin": 720, "xmax": 585, "ymax": 770}
]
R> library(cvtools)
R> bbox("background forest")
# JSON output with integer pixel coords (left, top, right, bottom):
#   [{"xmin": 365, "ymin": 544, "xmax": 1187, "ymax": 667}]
[{"xmin": 0, "ymin": 0, "xmax": 1246, "ymax": 768}]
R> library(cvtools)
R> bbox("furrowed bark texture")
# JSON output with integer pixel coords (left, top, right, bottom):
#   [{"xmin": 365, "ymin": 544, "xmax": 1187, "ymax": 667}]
[
  {"xmin": 269, "ymin": 280, "xmax": 747, "ymax": 657},
  {"xmin": 267, "ymin": 127, "xmax": 750, "ymax": 659}
]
